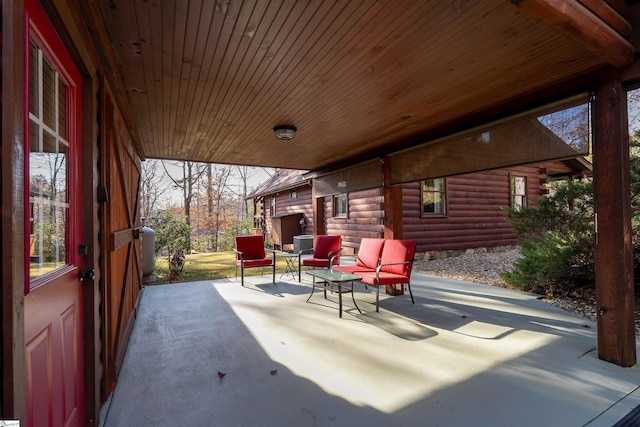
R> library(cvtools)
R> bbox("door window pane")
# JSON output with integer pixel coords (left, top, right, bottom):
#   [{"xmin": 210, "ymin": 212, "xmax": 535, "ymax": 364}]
[{"xmin": 29, "ymin": 44, "xmax": 70, "ymax": 279}]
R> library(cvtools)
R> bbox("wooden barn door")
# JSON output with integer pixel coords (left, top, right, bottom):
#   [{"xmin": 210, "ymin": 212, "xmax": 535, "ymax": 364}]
[
  {"xmin": 23, "ymin": 0, "xmax": 85, "ymax": 425},
  {"xmin": 101, "ymin": 95, "xmax": 143, "ymax": 395}
]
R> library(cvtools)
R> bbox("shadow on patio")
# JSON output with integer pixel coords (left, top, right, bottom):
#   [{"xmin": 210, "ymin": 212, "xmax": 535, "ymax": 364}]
[{"xmin": 101, "ymin": 273, "xmax": 640, "ymax": 427}]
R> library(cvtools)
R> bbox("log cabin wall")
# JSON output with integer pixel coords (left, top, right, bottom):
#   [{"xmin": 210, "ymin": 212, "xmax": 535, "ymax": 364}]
[
  {"xmin": 325, "ymin": 188, "xmax": 385, "ymax": 255},
  {"xmin": 264, "ymin": 185, "xmax": 313, "ymax": 247},
  {"xmin": 403, "ymin": 166, "xmax": 547, "ymax": 255}
]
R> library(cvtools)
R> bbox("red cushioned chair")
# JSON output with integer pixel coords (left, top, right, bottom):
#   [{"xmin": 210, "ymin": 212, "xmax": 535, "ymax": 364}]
[
  {"xmin": 234, "ymin": 236, "xmax": 275, "ymax": 287},
  {"xmin": 298, "ymin": 235, "xmax": 342, "ymax": 282},
  {"xmin": 357, "ymin": 239, "xmax": 416, "ymax": 312},
  {"xmin": 333, "ymin": 238, "xmax": 385, "ymax": 275}
]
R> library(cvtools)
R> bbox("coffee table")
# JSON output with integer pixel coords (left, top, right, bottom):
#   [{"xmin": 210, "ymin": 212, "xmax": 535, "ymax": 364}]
[{"xmin": 305, "ymin": 269, "xmax": 362, "ymax": 318}]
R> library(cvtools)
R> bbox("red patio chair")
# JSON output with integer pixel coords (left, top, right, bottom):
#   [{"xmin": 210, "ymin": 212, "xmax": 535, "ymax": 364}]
[
  {"xmin": 234, "ymin": 236, "xmax": 276, "ymax": 287},
  {"xmin": 298, "ymin": 235, "xmax": 342, "ymax": 282},
  {"xmin": 357, "ymin": 239, "xmax": 416, "ymax": 312}
]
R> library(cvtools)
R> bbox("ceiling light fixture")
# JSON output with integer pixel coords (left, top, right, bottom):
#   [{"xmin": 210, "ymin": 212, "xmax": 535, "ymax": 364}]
[{"xmin": 273, "ymin": 125, "xmax": 297, "ymax": 140}]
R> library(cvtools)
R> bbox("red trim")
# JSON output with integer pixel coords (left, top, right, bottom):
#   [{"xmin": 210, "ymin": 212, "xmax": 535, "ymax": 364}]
[{"xmin": 24, "ymin": 0, "xmax": 83, "ymax": 294}]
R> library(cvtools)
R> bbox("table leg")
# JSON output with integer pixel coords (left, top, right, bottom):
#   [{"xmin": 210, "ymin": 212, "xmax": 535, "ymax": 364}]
[{"xmin": 351, "ymin": 281, "xmax": 361, "ymax": 314}]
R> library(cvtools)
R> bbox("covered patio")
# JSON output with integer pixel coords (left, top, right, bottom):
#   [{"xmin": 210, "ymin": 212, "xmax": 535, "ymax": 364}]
[{"xmin": 101, "ymin": 273, "xmax": 640, "ymax": 427}]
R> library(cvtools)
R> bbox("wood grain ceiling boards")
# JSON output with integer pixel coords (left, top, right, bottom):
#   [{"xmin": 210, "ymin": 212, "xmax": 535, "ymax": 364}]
[{"xmin": 91, "ymin": 0, "xmax": 632, "ymax": 171}]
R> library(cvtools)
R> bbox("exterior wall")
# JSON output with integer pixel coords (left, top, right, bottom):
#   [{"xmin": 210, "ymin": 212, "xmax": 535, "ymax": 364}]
[
  {"xmin": 403, "ymin": 166, "xmax": 547, "ymax": 254},
  {"xmin": 264, "ymin": 185, "xmax": 313, "ymax": 246},
  {"xmin": 256, "ymin": 167, "xmax": 546, "ymax": 256},
  {"xmin": 325, "ymin": 188, "xmax": 385, "ymax": 255}
]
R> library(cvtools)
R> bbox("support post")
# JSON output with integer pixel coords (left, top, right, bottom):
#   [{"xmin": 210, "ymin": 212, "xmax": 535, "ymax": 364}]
[
  {"xmin": 382, "ymin": 157, "xmax": 403, "ymax": 240},
  {"xmin": 593, "ymin": 79, "xmax": 636, "ymax": 367},
  {"xmin": 382, "ymin": 157, "xmax": 405, "ymax": 295},
  {"xmin": 311, "ymin": 180, "xmax": 325, "ymax": 237}
]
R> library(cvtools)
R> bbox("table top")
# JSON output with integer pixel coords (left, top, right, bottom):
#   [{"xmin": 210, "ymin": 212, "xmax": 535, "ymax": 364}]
[
  {"xmin": 306, "ymin": 269, "xmax": 361, "ymax": 282},
  {"xmin": 279, "ymin": 252, "xmax": 299, "ymax": 258}
]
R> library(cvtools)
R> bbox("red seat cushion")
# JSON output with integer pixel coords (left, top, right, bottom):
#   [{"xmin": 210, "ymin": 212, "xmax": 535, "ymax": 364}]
[
  {"xmin": 303, "ymin": 257, "xmax": 335, "ymax": 268},
  {"xmin": 333, "ymin": 265, "xmax": 373, "ymax": 274},
  {"xmin": 358, "ymin": 271, "xmax": 409, "ymax": 286},
  {"xmin": 237, "ymin": 259, "xmax": 272, "ymax": 268}
]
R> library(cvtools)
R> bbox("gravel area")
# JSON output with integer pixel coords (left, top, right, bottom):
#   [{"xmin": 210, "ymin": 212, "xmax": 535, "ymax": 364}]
[{"xmin": 413, "ymin": 249, "xmax": 640, "ymax": 337}]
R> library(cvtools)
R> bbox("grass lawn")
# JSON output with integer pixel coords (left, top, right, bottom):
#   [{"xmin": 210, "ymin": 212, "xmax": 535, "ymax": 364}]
[{"xmin": 152, "ymin": 251, "xmax": 301, "ymax": 284}]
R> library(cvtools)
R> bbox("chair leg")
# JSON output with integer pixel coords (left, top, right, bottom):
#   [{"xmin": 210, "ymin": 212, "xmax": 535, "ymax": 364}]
[
  {"xmin": 272, "ymin": 262, "xmax": 275, "ymax": 284},
  {"xmin": 376, "ymin": 285, "xmax": 380, "ymax": 312},
  {"xmin": 241, "ymin": 264, "xmax": 244, "ymax": 287},
  {"xmin": 407, "ymin": 282, "xmax": 414, "ymax": 304}
]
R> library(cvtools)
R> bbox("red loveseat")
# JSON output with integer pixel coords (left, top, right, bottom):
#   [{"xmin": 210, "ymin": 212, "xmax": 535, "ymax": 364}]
[{"xmin": 334, "ymin": 238, "xmax": 416, "ymax": 312}]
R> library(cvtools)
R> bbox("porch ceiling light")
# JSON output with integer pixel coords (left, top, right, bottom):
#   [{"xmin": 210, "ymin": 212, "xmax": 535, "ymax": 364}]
[{"xmin": 273, "ymin": 125, "xmax": 297, "ymax": 140}]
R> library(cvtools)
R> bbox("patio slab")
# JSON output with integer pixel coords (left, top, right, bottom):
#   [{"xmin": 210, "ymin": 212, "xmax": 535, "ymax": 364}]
[{"xmin": 101, "ymin": 273, "xmax": 640, "ymax": 427}]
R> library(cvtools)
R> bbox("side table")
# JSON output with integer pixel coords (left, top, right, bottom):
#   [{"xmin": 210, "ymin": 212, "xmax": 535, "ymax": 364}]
[{"xmin": 279, "ymin": 252, "xmax": 299, "ymax": 280}]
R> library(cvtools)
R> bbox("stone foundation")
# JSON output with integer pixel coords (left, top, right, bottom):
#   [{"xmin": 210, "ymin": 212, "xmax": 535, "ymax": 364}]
[{"xmin": 417, "ymin": 245, "xmax": 516, "ymax": 261}]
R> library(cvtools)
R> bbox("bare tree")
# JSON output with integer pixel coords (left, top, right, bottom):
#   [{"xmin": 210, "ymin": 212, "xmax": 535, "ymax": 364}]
[
  {"xmin": 140, "ymin": 159, "xmax": 167, "ymax": 219},
  {"xmin": 162, "ymin": 160, "xmax": 208, "ymax": 227},
  {"xmin": 208, "ymin": 164, "xmax": 233, "ymax": 251}
]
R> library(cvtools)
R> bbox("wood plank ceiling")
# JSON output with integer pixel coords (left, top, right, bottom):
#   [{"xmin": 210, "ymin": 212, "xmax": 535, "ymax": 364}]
[{"xmin": 87, "ymin": 0, "xmax": 634, "ymax": 172}]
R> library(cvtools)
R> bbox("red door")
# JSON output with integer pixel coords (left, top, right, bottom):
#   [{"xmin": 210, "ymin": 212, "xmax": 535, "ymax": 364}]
[{"xmin": 23, "ymin": 0, "xmax": 85, "ymax": 425}]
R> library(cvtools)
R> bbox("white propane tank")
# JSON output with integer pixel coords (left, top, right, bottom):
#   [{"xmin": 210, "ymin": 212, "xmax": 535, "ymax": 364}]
[{"xmin": 140, "ymin": 217, "xmax": 156, "ymax": 276}]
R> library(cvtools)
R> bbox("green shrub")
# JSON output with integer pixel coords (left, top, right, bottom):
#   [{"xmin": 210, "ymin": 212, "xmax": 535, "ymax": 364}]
[
  {"xmin": 501, "ymin": 179, "xmax": 594, "ymax": 294},
  {"xmin": 146, "ymin": 211, "xmax": 191, "ymax": 281}
]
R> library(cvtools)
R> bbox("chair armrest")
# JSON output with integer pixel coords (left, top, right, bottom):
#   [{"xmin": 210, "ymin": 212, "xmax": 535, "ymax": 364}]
[
  {"xmin": 297, "ymin": 248, "xmax": 313, "ymax": 263},
  {"xmin": 233, "ymin": 249, "xmax": 244, "ymax": 260},
  {"xmin": 375, "ymin": 259, "xmax": 414, "ymax": 274},
  {"xmin": 328, "ymin": 248, "xmax": 343, "ymax": 268}
]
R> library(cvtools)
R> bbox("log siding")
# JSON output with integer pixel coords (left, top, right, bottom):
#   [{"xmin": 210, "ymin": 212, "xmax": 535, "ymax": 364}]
[{"xmin": 403, "ymin": 167, "xmax": 547, "ymax": 253}]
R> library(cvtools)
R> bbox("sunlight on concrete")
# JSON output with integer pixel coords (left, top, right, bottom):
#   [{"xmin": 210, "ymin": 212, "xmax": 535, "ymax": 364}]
[{"xmin": 216, "ymin": 278, "xmax": 559, "ymax": 414}]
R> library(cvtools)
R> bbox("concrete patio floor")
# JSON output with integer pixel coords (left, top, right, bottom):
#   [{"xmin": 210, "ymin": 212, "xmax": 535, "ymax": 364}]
[{"xmin": 101, "ymin": 272, "xmax": 640, "ymax": 427}]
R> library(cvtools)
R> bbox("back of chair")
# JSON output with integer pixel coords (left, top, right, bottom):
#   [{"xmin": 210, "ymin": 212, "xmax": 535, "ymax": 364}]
[
  {"xmin": 356, "ymin": 238, "xmax": 385, "ymax": 269},
  {"xmin": 235, "ymin": 236, "xmax": 266, "ymax": 261},
  {"xmin": 380, "ymin": 239, "xmax": 416, "ymax": 276},
  {"xmin": 313, "ymin": 235, "xmax": 341, "ymax": 261}
]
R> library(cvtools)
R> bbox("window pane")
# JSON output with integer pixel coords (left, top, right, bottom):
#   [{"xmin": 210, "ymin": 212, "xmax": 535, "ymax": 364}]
[
  {"xmin": 29, "ymin": 42, "xmax": 39, "ymax": 116},
  {"xmin": 42, "ymin": 58, "xmax": 56, "ymax": 129},
  {"xmin": 423, "ymin": 178, "xmax": 445, "ymax": 215},
  {"xmin": 58, "ymin": 78, "xmax": 67, "ymax": 139},
  {"xmin": 334, "ymin": 194, "xmax": 347, "ymax": 216},
  {"xmin": 511, "ymin": 176, "xmax": 527, "ymax": 210},
  {"xmin": 29, "ymin": 202, "xmax": 67, "ymax": 278},
  {"xmin": 29, "ymin": 120, "xmax": 40, "ymax": 152},
  {"xmin": 29, "ymin": 42, "xmax": 70, "ymax": 280}
]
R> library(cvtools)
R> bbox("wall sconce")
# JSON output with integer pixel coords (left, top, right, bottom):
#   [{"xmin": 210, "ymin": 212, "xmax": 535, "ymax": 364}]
[{"xmin": 273, "ymin": 125, "xmax": 297, "ymax": 140}]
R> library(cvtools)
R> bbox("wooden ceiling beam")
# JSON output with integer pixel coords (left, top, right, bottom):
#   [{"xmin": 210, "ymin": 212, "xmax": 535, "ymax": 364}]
[{"xmin": 512, "ymin": 0, "xmax": 634, "ymax": 67}]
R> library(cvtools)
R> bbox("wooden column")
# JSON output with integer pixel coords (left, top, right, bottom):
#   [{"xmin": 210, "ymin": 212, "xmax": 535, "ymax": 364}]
[
  {"xmin": 593, "ymin": 79, "xmax": 636, "ymax": 367},
  {"xmin": 311, "ymin": 180, "xmax": 325, "ymax": 237},
  {"xmin": 382, "ymin": 157, "xmax": 403, "ymax": 240},
  {"xmin": 1, "ymin": 0, "xmax": 27, "ymax": 421}
]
